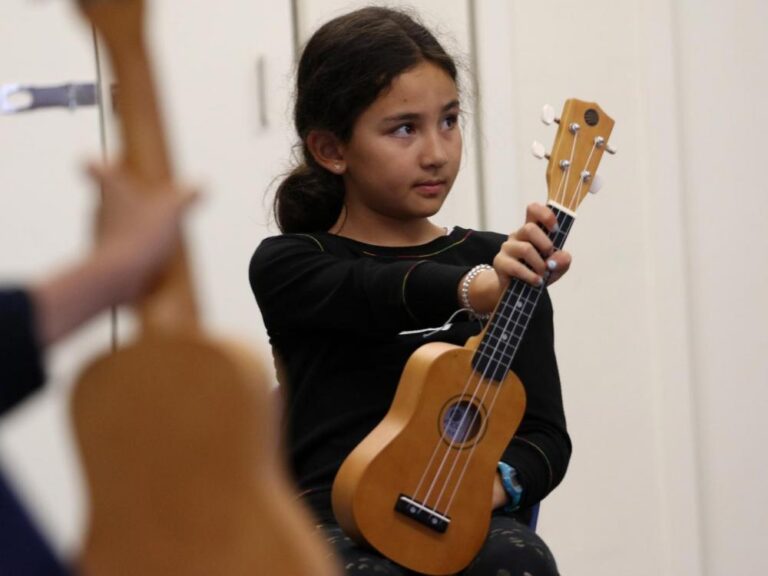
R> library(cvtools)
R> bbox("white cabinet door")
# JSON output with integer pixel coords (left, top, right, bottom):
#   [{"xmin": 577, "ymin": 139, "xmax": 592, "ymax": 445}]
[
  {"xmin": 295, "ymin": 0, "xmax": 481, "ymax": 230},
  {"xmin": 148, "ymin": 0, "xmax": 295, "ymax": 351}
]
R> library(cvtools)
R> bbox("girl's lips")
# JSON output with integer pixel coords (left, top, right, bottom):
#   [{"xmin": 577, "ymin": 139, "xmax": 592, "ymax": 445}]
[{"xmin": 415, "ymin": 181, "xmax": 446, "ymax": 195}]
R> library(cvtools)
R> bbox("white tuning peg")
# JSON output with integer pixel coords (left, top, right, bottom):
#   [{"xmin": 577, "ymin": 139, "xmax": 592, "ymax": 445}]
[
  {"xmin": 541, "ymin": 104, "xmax": 559, "ymax": 126},
  {"xmin": 589, "ymin": 173, "xmax": 604, "ymax": 194},
  {"xmin": 531, "ymin": 140, "xmax": 549, "ymax": 160},
  {"xmin": 595, "ymin": 136, "xmax": 617, "ymax": 155}
]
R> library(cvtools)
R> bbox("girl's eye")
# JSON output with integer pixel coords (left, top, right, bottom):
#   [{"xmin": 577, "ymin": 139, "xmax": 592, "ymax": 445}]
[
  {"xmin": 442, "ymin": 114, "xmax": 459, "ymax": 129},
  {"xmin": 392, "ymin": 124, "xmax": 415, "ymax": 137}
]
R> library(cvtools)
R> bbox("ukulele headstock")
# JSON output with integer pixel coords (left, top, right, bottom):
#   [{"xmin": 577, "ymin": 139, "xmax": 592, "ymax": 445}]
[{"xmin": 533, "ymin": 99, "xmax": 615, "ymax": 214}]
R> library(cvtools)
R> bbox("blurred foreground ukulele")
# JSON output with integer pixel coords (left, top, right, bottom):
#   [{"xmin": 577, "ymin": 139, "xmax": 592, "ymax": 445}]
[
  {"xmin": 333, "ymin": 99, "xmax": 615, "ymax": 575},
  {"xmin": 70, "ymin": 1, "xmax": 339, "ymax": 575}
]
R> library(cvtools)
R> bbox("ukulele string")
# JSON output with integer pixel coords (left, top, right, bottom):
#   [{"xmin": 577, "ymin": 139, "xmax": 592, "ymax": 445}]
[
  {"xmin": 441, "ymin": 208, "xmax": 573, "ymax": 516},
  {"xmin": 415, "ymin": 278, "xmax": 535, "ymax": 509},
  {"xmin": 570, "ymin": 140, "xmax": 598, "ymax": 208},
  {"xmin": 411, "ymin": 334, "xmax": 489, "ymax": 505},
  {"xmin": 413, "ymin": 129, "xmax": 592, "ymax": 515},
  {"xmin": 423, "ymin": 265, "xmax": 541, "ymax": 513},
  {"xmin": 414, "ymin": 128, "xmax": 561, "ymax": 507},
  {"xmin": 409, "ymin": 310, "xmax": 489, "ymax": 501},
  {"xmin": 430, "ymin": 279, "xmax": 535, "ymax": 513},
  {"xmin": 417, "ymin": 349, "xmax": 492, "ymax": 508},
  {"xmin": 418, "ymin": 209, "xmax": 567, "ymax": 512},
  {"xmin": 555, "ymin": 130, "xmax": 579, "ymax": 207},
  {"xmin": 431, "ymin": 194, "xmax": 576, "ymax": 512},
  {"xmin": 413, "ymin": 292, "xmax": 523, "ymax": 506},
  {"xmin": 431, "ymin": 128, "xmax": 599, "ymax": 514}
]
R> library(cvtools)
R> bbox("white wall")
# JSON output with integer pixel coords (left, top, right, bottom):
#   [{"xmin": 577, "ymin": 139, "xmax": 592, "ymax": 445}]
[
  {"xmin": 2, "ymin": 1, "xmax": 766, "ymax": 575},
  {"xmin": 476, "ymin": 1, "xmax": 767, "ymax": 575},
  {"xmin": 476, "ymin": 2, "xmax": 696, "ymax": 574},
  {"xmin": 674, "ymin": 1, "xmax": 768, "ymax": 573}
]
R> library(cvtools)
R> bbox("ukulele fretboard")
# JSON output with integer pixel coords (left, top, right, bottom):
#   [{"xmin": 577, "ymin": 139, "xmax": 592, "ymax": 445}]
[{"xmin": 471, "ymin": 205, "xmax": 575, "ymax": 382}]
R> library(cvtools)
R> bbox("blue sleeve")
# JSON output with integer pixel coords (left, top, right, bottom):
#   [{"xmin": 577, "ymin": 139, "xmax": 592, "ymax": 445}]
[{"xmin": 0, "ymin": 469, "xmax": 71, "ymax": 575}]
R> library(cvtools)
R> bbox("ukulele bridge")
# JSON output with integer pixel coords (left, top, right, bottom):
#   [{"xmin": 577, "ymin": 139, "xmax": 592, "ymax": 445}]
[{"xmin": 395, "ymin": 494, "xmax": 451, "ymax": 533}]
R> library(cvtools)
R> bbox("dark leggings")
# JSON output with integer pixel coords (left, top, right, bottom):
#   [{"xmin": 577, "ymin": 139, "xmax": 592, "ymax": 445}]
[{"xmin": 320, "ymin": 514, "xmax": 559, "ymax": 576}]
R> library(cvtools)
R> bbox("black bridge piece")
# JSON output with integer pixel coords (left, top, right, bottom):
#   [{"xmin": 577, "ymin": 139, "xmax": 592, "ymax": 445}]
[{"xmin": 395, "ymin": 494, "xmax": 450, "ymax": 533}]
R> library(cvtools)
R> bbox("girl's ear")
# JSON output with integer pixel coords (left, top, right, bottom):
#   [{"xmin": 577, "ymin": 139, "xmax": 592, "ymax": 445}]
[{"xmin": 306, "ymin": 130, "xmax": 347, "ymax": 175}]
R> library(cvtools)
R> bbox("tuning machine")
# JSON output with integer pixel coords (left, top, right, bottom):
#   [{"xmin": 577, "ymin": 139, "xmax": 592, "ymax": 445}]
[
  {"xmin": 587, "ymin": 173, "xmax": 604, "ymax": 194},
  {"xmin": 531, "ymin": 140, "xmax": 549, "ymax": 160},
  {"xmin": 541, "ymin": 104, "xmax": 560, "ymax": 126},
  {"xmin": 578, "ymin": 170, "xmax": 604, "ymax": 194},
  {"xmin": 595, "ymin": 136, "xmax": 617, "ymax": 155}
]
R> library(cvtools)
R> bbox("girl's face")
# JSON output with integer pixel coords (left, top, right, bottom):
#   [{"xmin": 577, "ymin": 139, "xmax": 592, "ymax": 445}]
[{"xmin": 339, "ymin": 60, "xmax": 462, "ymax": 223}]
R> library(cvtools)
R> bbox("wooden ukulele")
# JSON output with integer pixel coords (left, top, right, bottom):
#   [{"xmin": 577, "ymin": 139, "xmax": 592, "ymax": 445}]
[
  {"xmin": 332, "ymin": 99, "xmax": 615, "ymax": 575},
  {"xmin": 70, "ymin": 2, "xmax": 339, "ymax": 575}
]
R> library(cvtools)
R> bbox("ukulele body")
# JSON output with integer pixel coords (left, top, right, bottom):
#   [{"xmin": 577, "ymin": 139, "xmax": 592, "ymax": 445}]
[
  {"xmin": 73, "ymin": 332, "xmax": 337, "ymax": 576},
  {"xmin": 332, "ymin": 339, "xmax": 526, "ymax": 576}
]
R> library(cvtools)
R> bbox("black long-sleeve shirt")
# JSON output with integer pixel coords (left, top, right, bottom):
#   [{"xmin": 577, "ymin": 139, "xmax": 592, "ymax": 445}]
[
  {"xmin": 1, "ymin": 289, "xmax": 45, "ymax": 416},
  {"xmin": 249, "ymin": 226, "xmax": 571, "ymax": 520}
]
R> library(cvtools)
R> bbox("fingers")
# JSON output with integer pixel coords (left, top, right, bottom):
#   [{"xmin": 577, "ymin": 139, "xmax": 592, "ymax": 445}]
[
  {"xmin": 525, "ymin": 203, "xmax": 559, "ymax": 234},
  {"xmin": 495, "ymin": 239, "xmax": 548, "ymax": 287},
  {"xmin": 84, "ymin": 159, "xmax": 200, "ymax": 208},
  {"xmin": 84, "ymin": 160, "xmax": 139, "ymax": 200},
  {"xmin": 544, "ymin": 250, "xmax": 572, "ymax": 285},
  {"xmin": 495, "ymin": 203, "xmax": 572, "ymax": 287}
]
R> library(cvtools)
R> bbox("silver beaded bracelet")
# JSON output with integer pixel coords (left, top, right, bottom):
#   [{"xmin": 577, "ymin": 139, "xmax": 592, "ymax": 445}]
[{"xmin": 460, "ymin": 264, "xmax": 493, "ymax": 320}]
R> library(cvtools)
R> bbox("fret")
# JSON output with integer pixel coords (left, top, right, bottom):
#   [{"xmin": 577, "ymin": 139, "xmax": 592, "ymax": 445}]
[
  {"xmin": 497, "ymin": 295, "xmax": 536, "ymax": 318},
  {"xmin": 490, "ymin": 323, "xmax": 524, "ymax": 339},
  {"xmin": 473, "ymin": 346, "xmax": 516, "ymax": 367},
  {"xmin": 483, "ymin": 329, "xmax": 523, "ymax": 348}
]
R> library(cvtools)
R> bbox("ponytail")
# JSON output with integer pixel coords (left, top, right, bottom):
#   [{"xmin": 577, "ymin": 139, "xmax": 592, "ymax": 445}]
[{"xmin": 273, "ymin": 162, "xmax": 345, "ymax": 233}]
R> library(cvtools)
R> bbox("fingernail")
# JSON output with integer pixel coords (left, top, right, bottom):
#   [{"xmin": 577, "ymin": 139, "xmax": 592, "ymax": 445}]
[
  {"xmin": 537, "ymin": 276, "xmax": 545, "ymax": 287},
  {"xmin": 552, "ymin": 222, "xmax": 560, "ymax": 233},
  {"xmin": 547, "ymin": 259, "xmax": 557, "ymax": 271}
]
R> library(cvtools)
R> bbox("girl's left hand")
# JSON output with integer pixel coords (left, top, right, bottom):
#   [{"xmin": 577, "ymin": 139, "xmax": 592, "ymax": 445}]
[
  {"xmin": 495, "ymin": 203, "xmax": 572, "ymax": 287},
  {"xmin": 460, "ymin": 203, "xmax": 572, "ymax": 317}
]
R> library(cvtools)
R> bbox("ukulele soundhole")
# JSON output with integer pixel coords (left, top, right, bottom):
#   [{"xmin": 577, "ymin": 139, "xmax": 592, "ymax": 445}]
[
  {"xmin": 584, "ymin": 108, "xmax": 600, "ymax": 126},
  {"xmin": 439, "ymin": 398, "xmax": 486, "ymax": 448}
]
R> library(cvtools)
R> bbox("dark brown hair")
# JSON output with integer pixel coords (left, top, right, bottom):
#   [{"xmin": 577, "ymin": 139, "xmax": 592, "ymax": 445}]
[{"xmin": 274, "ymin": 6, "xmax": 458, "ymax": 233}]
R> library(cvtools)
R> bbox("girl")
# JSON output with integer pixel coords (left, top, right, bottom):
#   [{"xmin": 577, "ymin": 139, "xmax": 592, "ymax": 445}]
[{"xmin": 250, "ymin": 7, "xmax": 571, "ymax": 575}]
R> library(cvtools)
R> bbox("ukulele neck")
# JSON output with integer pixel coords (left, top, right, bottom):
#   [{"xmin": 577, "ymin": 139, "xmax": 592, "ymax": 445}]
[
  {"xmin": 97, "ymin": 24, "xmax": 200, "ymax": 334},
  {"xmin": 471, "ymin": 203, "xmax": 575, "ymax": 382}
]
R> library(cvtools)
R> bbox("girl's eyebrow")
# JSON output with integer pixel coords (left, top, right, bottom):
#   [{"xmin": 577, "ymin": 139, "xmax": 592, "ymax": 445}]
[{"xmin": 381, "ymin": 99, "xmax": 461, "ymax": 123}]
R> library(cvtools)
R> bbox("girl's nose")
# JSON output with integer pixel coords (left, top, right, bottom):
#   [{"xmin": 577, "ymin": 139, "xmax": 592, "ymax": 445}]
[{"xmin": 420, "ymin": 130, "xmax": 448, "ymax": 169}]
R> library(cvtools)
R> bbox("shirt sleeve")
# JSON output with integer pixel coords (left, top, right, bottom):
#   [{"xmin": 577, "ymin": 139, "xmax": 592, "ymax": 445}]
[
  {"xmin": 500, "ymin": 289, "xmax": 572, "ymax": 508},
  {"xmin": 1, "ymin": 289, "xmax": 46, "ymax": 417},
  {"xmin": 249, "ymin": 234, "xmax": 472, "ymax": 337}
]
